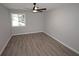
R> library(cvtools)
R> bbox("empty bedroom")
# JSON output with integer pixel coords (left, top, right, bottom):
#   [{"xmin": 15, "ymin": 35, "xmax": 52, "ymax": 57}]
[{"xmin": 0, "ymin": 3, "xmax": 79, "ymax": 56}]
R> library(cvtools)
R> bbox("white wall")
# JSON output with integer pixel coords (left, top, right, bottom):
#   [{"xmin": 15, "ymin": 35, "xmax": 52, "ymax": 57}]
[
  {"xmin": 44, "ymin": 4, "xmax": 79, "ymax": 53},
  {"xmin": 0, "ymin": 4, "xmax": 12, "ymax": 55},
  {"xmin": 11, "ymin": 10, "xmax": 44, "ymax": 35}
]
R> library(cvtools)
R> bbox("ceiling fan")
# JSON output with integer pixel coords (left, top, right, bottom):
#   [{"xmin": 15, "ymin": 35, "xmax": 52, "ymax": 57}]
[{"xmin": 33, "ymin": 3, "xmax": 47, "ymax": 12}]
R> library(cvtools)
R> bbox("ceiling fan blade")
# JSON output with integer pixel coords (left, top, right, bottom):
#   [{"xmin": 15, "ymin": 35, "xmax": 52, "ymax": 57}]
[
  {"xmin": 38, "ymin": 10, "xmax": 43, "ymax": 12},
  {"xmin": 33, "ymin": 6, "xmax": 35, "ymax": 10},
  {"xmin": 37, "ymin": 8, "xmax": 46, "ymax": 10}
]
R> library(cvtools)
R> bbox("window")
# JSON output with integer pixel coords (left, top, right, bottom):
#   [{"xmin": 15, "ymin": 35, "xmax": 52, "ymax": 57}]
[{"xmin": 11, "ymin": 13, "xmax": 25, "ymax": 27}]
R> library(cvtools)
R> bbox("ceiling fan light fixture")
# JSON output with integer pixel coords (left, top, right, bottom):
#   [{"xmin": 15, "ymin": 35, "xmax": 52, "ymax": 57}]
[{"xmin": 33, "ymin": 10, "xmax": 38, "ymax": 12}]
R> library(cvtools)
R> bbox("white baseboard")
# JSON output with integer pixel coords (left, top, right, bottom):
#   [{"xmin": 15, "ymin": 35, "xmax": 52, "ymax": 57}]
[
  {"xmin": 0, "ymin": 35, "xmax": 12, "ymax": 55},
  {"xmin": 12, "ymin": 31, "xmax": 43, "ymax": 36},
  {"xmin": 44, "ymin": 32, "xmax": 79, "ymax": 54}
]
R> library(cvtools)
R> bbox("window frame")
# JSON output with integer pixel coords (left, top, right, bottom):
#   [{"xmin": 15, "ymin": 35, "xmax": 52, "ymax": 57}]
[{"xmin": 11, "ymin": 13, "xmax": 26, "ymax": 27}]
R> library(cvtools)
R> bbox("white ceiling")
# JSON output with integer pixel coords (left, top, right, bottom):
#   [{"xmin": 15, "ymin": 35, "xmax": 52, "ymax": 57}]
[{"xmin": 2, "ymin": 3, "xmax": 75, "ymax": 11}]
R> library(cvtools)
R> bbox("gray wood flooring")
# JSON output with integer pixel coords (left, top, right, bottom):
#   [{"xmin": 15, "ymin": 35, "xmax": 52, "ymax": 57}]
[{"xmin": 1, "ymin": 32, "xmax": 79, "ymax": 56}]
